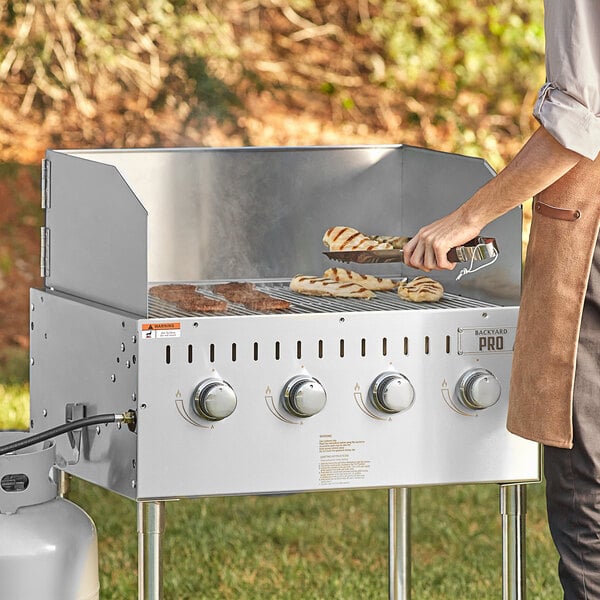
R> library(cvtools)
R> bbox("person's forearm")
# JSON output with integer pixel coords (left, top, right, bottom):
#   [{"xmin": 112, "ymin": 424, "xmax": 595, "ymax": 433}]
[
  {"xmin": 402, "ymin": 126, "xmax": 583, "ymax": 270},
  {"xmin": 459, "ymin": 126, "xmax": 582, "ymax": 231}
]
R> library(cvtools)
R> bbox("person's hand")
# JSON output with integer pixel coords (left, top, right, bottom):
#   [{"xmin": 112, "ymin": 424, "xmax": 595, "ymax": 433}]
[{"xmin": 402, "ymin": 208, "xmax": 481, "ymax": 271}]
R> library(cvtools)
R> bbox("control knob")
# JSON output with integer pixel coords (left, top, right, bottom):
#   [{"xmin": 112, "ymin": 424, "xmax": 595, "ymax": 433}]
[
  {"xmin": 283, "ymin": 376, "xmax": 327, "ymax": 418},
  {"xmin": 456, "ymin": 368, "xmax": 501, "ymax": 410},
  {"xmin": 369, "ymin": 372, "xmax": 415, "ymax": 414},
  {"xmin": 192, "ymin": 378, "xmax": 237, "ymax": 421}
]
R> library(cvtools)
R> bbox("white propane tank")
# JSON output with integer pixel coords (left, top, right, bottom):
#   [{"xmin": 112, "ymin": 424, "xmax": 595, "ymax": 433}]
[{"xmin": 0, "ymin": 433, "xmax": 99, "ymax": 600}]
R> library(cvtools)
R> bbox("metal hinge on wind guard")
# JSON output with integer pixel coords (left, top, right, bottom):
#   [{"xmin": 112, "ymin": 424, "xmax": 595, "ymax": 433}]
[
  {"xmin": 40, "ymin": 227, "xmax": 50, "ymax": 278},
  {"xmin": 41, "ymin": 158, "xmax": 50, "ymax": 209}
]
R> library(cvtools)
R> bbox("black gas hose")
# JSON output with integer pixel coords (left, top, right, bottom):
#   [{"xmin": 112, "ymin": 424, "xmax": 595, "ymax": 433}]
[{"xmin": 0, "ymin": 411, "xmax": 136, "ymax": 456}]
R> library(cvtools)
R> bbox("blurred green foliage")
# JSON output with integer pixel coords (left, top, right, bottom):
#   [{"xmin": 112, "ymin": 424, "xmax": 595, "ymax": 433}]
[
  {"xmin": 368, "ymin": 0, "xmax": 544, "ymax": 96},
  {"xmin": 364, "ymin": 0, "xmax": 544, "ymax": 165}
]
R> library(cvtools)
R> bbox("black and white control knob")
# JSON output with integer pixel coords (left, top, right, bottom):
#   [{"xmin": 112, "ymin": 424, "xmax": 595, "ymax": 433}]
[
  {"xmin": 369, "ymin": 372, "xmax": 415, "ymax": 414},
  {"xmin": 283, "ymin": 376, "xmax": 327, "ymax": 418},
  {"xmin": 192, "ymin": 378, "xmax": 237, "ymax": 421},
  {"xmin": 456, "ymin": 368, "xmax": 501, "ymax": 410}
]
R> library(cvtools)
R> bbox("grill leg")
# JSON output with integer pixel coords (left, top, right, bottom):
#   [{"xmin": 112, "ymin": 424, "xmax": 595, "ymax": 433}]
[
  {"xmin": 389, "ymin": 487, "xmax": 411, "ymax": 600},
  {"xmin": 57, "ymin": 470, "xmax": 71, "ymax": 498},
  {"xmin": 500, "ymin": 484, "xmax": 527, "ymax": 600},
  {"xmin": 138, "ymin": 500, "xmax": 166, "ymax": 600}
]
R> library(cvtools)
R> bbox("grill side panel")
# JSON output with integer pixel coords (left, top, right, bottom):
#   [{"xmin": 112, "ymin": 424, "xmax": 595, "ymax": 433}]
[{"xmin": 29, "ymin": 290, "xmax": 139, "ymax": 499}]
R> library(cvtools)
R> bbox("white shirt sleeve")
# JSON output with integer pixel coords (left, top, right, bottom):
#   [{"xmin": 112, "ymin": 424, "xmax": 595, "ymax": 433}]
[{"xmin": 534, "ymin": 0, "xmax": 600, "ymax": 160}]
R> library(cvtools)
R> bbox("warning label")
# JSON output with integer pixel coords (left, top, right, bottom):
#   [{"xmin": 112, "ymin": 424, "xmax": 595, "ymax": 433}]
[
  {"xmin": 318, "ymin": 434, "xmax": 371, "ymax": 485},
  {"xmin": 142, "ymin": 322, "xmax": 181, "ymax": 339}
]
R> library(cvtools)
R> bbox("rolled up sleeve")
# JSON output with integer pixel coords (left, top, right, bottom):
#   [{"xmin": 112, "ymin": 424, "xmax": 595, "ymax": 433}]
[{"xmin": 534, "ymin": 0, "xmax": 600, "ymax": 160}]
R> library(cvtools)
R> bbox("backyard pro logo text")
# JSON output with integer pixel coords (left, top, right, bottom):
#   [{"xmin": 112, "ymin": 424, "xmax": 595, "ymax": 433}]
[
  {"xmin": 457, "ymin": 326, "xmax": 516, "ymax": 355},
  {"xmin": 475, "ymin": 328, "xmax": 508, "ymax": 352}
]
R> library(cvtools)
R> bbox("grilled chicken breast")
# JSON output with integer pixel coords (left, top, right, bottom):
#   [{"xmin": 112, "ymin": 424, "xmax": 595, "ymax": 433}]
[
  {"xmin": 323, "ymin": 268, "xmax": 399, "ymax": 291},
  {"xmin": 397, "ymin": 276, "xmax": 444, "ymax": 302},
  {"xmin": 323, "ymin": 226, "xmax": 393, "ymax": 251},
  {"xmin": 370, "ymin": 235, "xmax": 411, "ymax": 249},
  {"xmin": 290, "ymin": 275, "xmax": 375, "ymax": 299}
]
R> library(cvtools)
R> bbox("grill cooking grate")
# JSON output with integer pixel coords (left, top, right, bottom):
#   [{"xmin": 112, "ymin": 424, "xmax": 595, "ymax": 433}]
[{"xmin": 147, "ymin": 279, "xmax": 495, "ymax": 318}]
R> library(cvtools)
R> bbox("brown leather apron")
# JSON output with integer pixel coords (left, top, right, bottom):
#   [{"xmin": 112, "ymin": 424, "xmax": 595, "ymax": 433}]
[{"xmin": 507, "ymin": 155, "xmax": 600, "ymax": 448}]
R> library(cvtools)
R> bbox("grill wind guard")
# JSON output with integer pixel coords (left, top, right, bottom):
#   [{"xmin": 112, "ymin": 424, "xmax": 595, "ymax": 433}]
[{"xmin": 42, "ymin": 145, "xmax": 522, "ymax": 315}]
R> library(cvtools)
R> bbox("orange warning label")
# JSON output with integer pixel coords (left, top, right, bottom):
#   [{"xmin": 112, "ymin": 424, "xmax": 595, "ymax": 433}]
[
  {"xmin": 142, "ymin": 322, "xmax": 181, "ymax": 339},
  {"xmin": 142, "ymin": 322, "xmax": 180, "ymax": 331}
]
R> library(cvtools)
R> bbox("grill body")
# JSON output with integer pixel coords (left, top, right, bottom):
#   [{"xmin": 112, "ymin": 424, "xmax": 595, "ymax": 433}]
[
  {"xmin": 30, "ymin": 145, "xmax": 539, "ymax": 501},
  {"xmin": 31, "ymin": 286, "xmax": 537, "ymax": 500}
]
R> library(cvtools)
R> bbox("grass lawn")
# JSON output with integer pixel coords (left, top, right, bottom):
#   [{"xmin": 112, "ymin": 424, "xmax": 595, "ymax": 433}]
[
  {"xmin": 0, "ymin": 383, "xmax": 29, "ymax": 431},
  {"xmin": 67, "ymin": 479, "xmax": 559, "ymax": 599},
  {"xmin": 1, "ymin": 384, "xmax": 559, "ymax": 599}
]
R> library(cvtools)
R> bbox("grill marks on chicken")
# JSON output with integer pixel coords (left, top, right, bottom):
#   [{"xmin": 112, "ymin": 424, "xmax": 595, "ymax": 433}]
[
  {"xmin": 291, "ymin": 272, "xmax": 444, "ymax": 301},
  {"xmin": 323, "ymin": 227, "xmax": 413, "ymax": 252},
  {"xmin": 322, "ymin": 227, "xmax": 443, "ymax": 302},
  {"xmin": 323, "ymin": 268, "xmax": 399, "ymax": 291},
  {"xmin": 323, "ymin": 226, "xmax": 393, "ymax": 251},
  {"xmin": 397, "ymin": 276, "xmax": 444, "ymax": 302},
  {"xmin": 370, "ymin": 235, "xmax": 410, "ymax": 249},
  {"xmin": 290, "ymin": 275, "xmax": 375, "ymax": 299}
]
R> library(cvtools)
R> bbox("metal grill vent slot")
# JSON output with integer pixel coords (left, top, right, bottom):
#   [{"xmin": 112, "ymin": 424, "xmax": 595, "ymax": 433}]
[
  {"xmin": 158, "ymin": 334, "xmax": 459, "ymax": 366},
  {"xmin": 183, "ymin": 335, "xmax": 460, "ymax": 365}
]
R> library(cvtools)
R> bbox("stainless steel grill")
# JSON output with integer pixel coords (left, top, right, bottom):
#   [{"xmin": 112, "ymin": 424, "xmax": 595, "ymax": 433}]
[{"xmin": 29, "ymin": 145, "xmax": 540, "ymax": 600}]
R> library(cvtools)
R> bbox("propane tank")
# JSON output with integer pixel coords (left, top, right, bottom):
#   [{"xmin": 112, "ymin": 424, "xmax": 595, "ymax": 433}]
[{"xmin": 0, "ymin": 433, "xmax": 99, "ymax": 600}]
